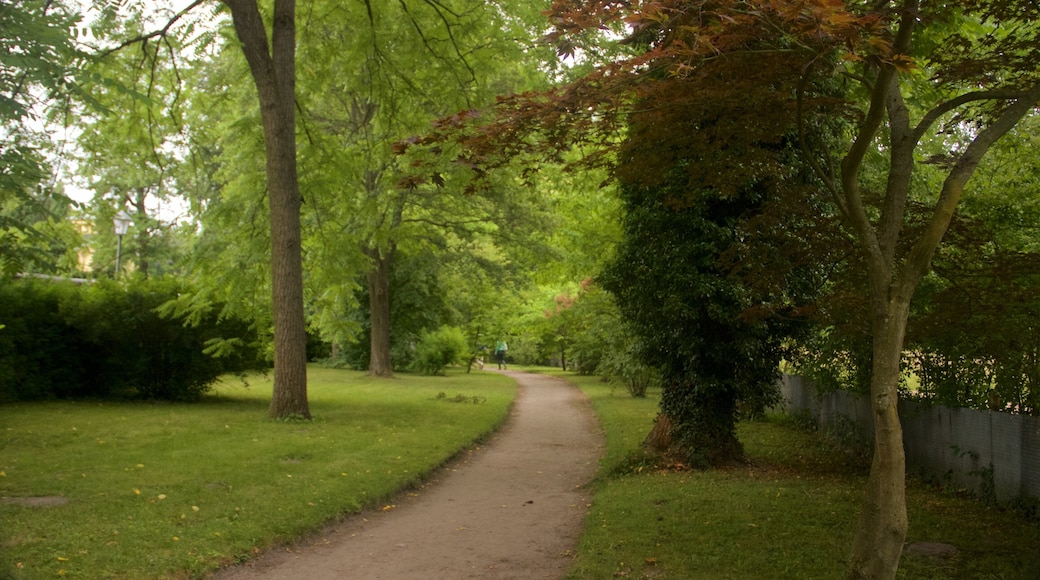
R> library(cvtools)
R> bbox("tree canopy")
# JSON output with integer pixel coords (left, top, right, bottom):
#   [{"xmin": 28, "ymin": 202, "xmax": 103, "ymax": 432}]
[{"xmin": 0, "ymin": 0, "xmax": 87, "ymax": 277}]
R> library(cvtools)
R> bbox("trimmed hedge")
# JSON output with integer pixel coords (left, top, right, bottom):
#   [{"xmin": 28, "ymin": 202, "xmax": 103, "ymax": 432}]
[{"xmin": 0, "ymin": 277, "xmax": 267, "ymax": 402}]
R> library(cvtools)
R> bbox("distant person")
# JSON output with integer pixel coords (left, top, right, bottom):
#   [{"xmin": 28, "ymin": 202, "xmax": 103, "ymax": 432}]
[{"xmin": 495, "ymin": 339, "xmax": 508, "ymax": 370}]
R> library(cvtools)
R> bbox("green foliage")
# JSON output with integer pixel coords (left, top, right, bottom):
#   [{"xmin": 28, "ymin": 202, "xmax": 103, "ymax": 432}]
[
  {"xmin": 791, "ymin": 200, "xmax": 1040, "ymax": 416},
  {"xmin": 412, "ymin": 326, "xmax": 469, "ymax": 376},
  {"xmin": 0, "ymin": 277, "xmax": 265, "ymax": 402},
  {"xmin": 564, "ymin": 282, "xmax": 659, "ymax": 396},
  {"xmin": 333, "ymin": 250, "xmax": 452, "ymax": 371},
  {"xmin": 906, "ymin": 227, "xmax": 1040, "ymax": 415},
  {"xmin": 597, "ymin": 334, "xmax": 660, "ymax": 399},
  {"xmin": 0, "ymin": 1, "xmax": 87, "ymax": 278},
  {"xmin": 601, "ymin": 163, "xmax": 811, "ymax": 465}
]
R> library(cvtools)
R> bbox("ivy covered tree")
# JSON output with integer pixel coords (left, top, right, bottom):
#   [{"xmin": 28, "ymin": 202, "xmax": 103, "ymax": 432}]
[{"xmin": 601, "ymin": 162, "xmax": 812, "ymax": 466}]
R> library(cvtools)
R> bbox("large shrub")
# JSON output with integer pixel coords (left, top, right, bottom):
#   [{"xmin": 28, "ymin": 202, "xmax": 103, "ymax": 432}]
[
  {"xmin": 412, "ymin": 326, "xmax": 469, "ymax": 375},
  {"xmin": 0, "ymin": 279, "xmax": 84, "ymax": 399},
  {"xmin": 0, "ymin": 277, "xmax": 266, "ymax": 402}
]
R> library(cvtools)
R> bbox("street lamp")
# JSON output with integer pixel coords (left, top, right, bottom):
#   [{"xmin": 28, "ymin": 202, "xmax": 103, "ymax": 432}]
[{"xmin": 113, "ymin": 211, "xmax": 132, "ymax": 278}]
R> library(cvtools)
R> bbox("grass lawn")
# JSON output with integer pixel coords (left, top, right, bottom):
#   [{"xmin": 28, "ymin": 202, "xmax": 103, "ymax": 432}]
[
  {"xmin": 0, "ymin": 366, "xmax": 515, "ymax": 579},
  {"xmin": 533, "ymin": 369, "xmax": 1040, "ymax": 580}
]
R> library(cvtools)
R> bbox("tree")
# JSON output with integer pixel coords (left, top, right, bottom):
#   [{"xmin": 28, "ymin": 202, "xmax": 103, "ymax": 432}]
[
  {"xmin": 90, "ymin": 0, "xmax": 309, "ymax": 417},
  {"xmin": 292, "ymin": 0, "xmax": 554, "ymax": 377},
  {"xmin": 75, "ymin": 18, "xmax": 195, "ymax": 279},
  {"xmin": 220, "ymin": 0, "xmax": 309, "ymax": 418},
  {"xmin": 405, "ymin": 1, "xmax": 1040, "ymax": 576},
  {"xmin": 601, "ymin": 160, "xmax": 810, "ymax": 466},
  {"xmin": 0, "ymin": 0, "xmax": 85, "ymax": 277}
]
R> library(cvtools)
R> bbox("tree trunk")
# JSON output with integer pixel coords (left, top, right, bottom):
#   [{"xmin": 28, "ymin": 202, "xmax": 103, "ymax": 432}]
[
  {"xmin": 224, "ymin": 0, "xmax": 310, "ymax": 419},
  {"xmin": 131, "ymin": 188, "xmax": 149, "ymax": 277},
  {"xmin": 366, "ymin": 245, "xmax": 394, "ymax": 378},
  {"xmin": 643, "ymin": 413, "xmax": 673, "ymax": 451},
  {"xmin": 846, "ymin": 301, "xmax": 909, "ymax": 579},
  {"xmin": 648, "ymin": 377, "xmax": 744, "ymax": 467},
  {"xmin": 839, "ymin": 75, "xmax": 1040, "ymax": 577}
]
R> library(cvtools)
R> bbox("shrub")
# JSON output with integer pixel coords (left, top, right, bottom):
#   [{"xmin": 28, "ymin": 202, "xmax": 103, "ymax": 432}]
[
  {"xmin": 596, "ymin": 328, "xmax": 660, "ymax": 398},
  {"xmin": 412, "ymin": 326, "xmax": 469, "ymax": 375},
  {"xmin": 0, "ymin": 279, "xmax": 84, "ymax": 400},
  {"xmin": 0, "ymin": 276, "xmax": 265, "ymax": 402}
]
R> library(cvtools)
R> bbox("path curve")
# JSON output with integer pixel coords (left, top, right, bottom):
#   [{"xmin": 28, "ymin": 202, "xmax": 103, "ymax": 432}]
[{"xmin": 212, "ymin": 370, "xmax": 603, "ymax": 580}]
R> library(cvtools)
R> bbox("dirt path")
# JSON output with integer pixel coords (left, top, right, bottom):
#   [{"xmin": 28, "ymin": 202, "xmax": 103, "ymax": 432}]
[{"xmin": 212, "ymin": 370, "xmax": 604, "ymax": 580}]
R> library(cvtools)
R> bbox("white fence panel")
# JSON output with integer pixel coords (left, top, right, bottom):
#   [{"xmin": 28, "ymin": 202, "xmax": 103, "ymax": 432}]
[{"xmin": 779, "ymin": 375, "xmax": 1040, "ymax": 504}]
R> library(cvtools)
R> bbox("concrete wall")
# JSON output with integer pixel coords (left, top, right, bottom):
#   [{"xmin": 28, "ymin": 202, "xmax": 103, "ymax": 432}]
[{"xmin": 780, "ymin": 375, "xmax": 1040, "ymax": 504}]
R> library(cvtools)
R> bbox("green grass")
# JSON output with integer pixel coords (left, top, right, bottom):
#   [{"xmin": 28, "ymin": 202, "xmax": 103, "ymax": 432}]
[
  {"xmin": 0, "ymin": 366, "xmax": 515, "ymax": 579},
  {"xmin": 548, "ymin": 370, "xmax": 1040, "ymax": 580}
]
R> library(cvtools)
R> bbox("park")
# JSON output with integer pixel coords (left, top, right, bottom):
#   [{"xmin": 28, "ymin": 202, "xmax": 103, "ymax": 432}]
[{"xmin": 3, "ymin": 1, "xmax": 1040, "ymax": 578}]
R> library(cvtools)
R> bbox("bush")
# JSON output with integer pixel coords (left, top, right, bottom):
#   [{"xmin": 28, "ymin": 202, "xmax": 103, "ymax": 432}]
[
  {"xmin": 0, "ymin": 279, "xmax": 84, "ymax": 400},
  {"xmin": 412, "ymin": 326, "xmax": 469, "ymax": 375},
  {"xmin": 0, "ymin": 277, "xmax": 266, "ymax": 402},
  {"xmin": 596, "ymin": 328, "xmax": 660, "ymax": 398}
]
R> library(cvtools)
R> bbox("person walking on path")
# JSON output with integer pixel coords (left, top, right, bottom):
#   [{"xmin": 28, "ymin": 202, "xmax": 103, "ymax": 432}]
[
  {"xmin": 494, "ymin": 339, "xmax": 508, "ymax": 369},
  {"xmin": 213, "ymin": 370, "xmax": 603, "ymax": 580}
]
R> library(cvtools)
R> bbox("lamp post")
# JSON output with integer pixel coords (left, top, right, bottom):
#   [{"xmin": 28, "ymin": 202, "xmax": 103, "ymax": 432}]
[{"xmin": 113, "ymin": 211, "xmax": 132, "ymax": 278}]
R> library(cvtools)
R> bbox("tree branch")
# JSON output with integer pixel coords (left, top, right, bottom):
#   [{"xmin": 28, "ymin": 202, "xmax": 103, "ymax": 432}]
[
  {"xmin": 911, "ymin": 89, "xmax": 1032, "ymax": 145},
  {"xmin": 98, "ymin": 0, "xmax": 209, "ymax": 58},
  {"xmin": 901, "ymin": 82, "xmax": 1040, "ymax": 296}
]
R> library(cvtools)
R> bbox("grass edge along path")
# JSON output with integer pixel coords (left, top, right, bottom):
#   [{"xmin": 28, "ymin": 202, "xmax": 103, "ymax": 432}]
[
  {"xmin": 0, "ymin": 366, "xmax": 516, "ymax": 579},
  {"xmin": 531, "ymin": 368, "xmax": 1040, "ymax": 580}
]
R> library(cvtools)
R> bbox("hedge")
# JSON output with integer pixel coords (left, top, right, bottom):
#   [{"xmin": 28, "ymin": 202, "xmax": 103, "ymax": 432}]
[{"xmin": 0, "ymin": 277, "xmax": 267, "ymax": 402}]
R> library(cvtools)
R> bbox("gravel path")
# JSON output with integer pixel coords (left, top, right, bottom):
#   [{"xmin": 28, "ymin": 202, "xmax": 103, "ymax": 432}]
[{"xmin": 212, "ymin": 370, "xmax": 604, "ymax": 580}]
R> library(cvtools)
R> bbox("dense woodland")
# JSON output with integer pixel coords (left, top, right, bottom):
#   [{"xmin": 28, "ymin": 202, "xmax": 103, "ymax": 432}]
[{"xmin": 3, "ymin": 1, "xmax": 1040, "ymax": 577}]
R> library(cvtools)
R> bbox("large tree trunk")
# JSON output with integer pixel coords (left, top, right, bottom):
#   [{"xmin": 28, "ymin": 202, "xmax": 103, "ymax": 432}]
[
  {"xmin": 366, "ymin": 245, "xmax": 394, "ymax": 378},
  {"xmin": 646, "ymin": 377, "xmax": 744, "ymax": 467},
  {"xmin": 224, "ymin": 0, "xmax": 310, "ymax": 419}
]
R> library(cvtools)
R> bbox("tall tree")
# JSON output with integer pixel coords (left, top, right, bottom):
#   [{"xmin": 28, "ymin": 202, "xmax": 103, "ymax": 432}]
[
  {"xmin": 90, "ymin": 0, "xmax": 309, "ymax": 417},
  {"xmin": 0, "ymin": 0, "xmax": 84, "ymax": 277},
  {"xmin": 293, "ymin": 0, "xmax": 554, "ymax": 377},
  {"xmin": 601, "ymin": 162, "xmax": 812, "ymax": 466},
  {"xmin": 220, "ymin": 0, "xmax": 308, "ymax": 418},
  {"xmin": 406, "ymin": 1, "xmax": 1040, "ymax": 577}
]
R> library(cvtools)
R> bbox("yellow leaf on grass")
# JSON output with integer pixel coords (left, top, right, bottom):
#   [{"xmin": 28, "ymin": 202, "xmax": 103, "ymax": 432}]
[{"xmin": 133, "ymin": 489, "xmax": 141, "ymax": 495}]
